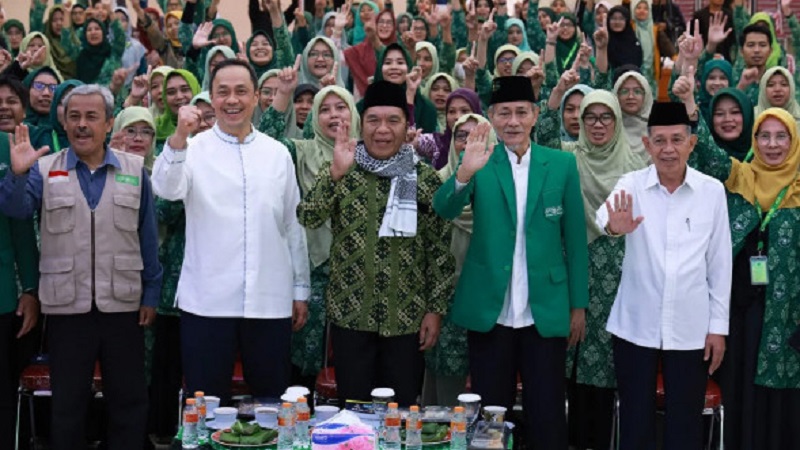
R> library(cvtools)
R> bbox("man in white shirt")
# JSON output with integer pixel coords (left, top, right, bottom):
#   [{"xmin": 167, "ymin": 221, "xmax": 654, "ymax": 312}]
[
  {"xmin": 595, "ymin": 102, "xmax": 732, "ymax": 450},
  {"xmin": 151, "ymin": 60, "xmax": 311, "ymax": 403}
]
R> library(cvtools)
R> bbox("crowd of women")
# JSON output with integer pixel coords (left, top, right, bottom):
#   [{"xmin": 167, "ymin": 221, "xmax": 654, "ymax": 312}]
[{"xmin": 0, "ymin": 0, "xmax": 799, "ymax": 448}]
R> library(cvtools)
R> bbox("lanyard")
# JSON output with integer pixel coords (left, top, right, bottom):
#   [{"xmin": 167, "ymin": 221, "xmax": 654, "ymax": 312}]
[
  {"xmin": 754, "ymin": 184, "xmax": 791, "ymax": 253},
  {"xmin": 51, "ymin": 130, "xmax": 61, "ymax": 154},
  {"xmin": 561, "ymin": 41, "xmax": 579, "ymax": 70},
  {"xmin": 744, "ymin": 148, "xmax": 754, "ymax": 162}
]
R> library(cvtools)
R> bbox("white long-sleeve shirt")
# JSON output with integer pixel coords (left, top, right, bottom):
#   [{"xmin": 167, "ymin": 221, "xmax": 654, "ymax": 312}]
[
  {"xmin": 152, "ymin": 125, "xmax": 310, "ymax": 319},
  {"xmin": 595, "ymin": 165, "xmax": 732, "ymax": 350}
]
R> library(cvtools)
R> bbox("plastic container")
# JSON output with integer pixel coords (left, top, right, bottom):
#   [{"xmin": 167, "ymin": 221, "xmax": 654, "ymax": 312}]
[
  {"xmin": 294, "ymin": 397, "xmax": 311, "ymax": 449},
  {"xmin": 405, "ymin": 405, "xmax": 423, "ymax": 450},
  {"xmin": 384, "ymin": 402, "xmax": 401, "ymax": 450},
  {"xmin": 194, "ymin": 391, "xmax": 208, "ymax": 440},
  {"xmin": 278, "ymin": 402, "xmax": 295, "ymax": 450},
  {"xmin": 182, "ymin": 398, "xmax": 199, "ymax": 449},
  {"xmin": 450, "ymin": 406, "xmax": 467, "ymax": 450}
]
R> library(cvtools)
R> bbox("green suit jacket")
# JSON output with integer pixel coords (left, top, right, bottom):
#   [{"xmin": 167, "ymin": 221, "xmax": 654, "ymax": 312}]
[
  {"xmin": 433, "ymin": 143, "xmax": 589, "ymax": 337},
  {"xmin": 0, "ymin": 133, "xmax": 39, "ymax": 315}
]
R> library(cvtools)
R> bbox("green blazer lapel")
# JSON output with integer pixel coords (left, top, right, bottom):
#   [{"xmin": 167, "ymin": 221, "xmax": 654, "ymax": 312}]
[
  {"xmin": 525, "ymin": 146, "xmax": 550, "ymax": 228},
  {"xmin": 492, "ymin": 143, "xmax": 517, "ymax": 225}
]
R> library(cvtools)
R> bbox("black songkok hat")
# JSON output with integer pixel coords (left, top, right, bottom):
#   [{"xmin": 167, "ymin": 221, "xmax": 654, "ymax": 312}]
[
  {"xmin": 363, "ymin": 80, "xmax": 409, "ymax": 119},
  {"xmin": 490, "ymin": 76, "xmax": 536, "ymax": 106},
  {"xmin": 647, "ymin": 102, "xmax": 692, "ymax": 127},
  {"xmin": 294, "ymin": 84, "xmax": 319, "ymax": 101}
]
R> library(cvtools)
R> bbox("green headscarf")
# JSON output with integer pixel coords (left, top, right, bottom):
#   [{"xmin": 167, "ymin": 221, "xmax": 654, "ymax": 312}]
[
  {"xmin": 295, "ymin": 86, "xmax": 361, "ymax": 268},
  {"xmin": 253, "ymin": 69, "xmax": 281, "ymax": 126},
  {"xmin": 709, "ymin": 87, "xmax": 754, "ymax": 162},
  {"xmin": 149, "ymin": 65, "xmax": 174, "ymax": 119},
  {"xmin": 397, "ymin": 13, "xmax": 414, "ymax": 41},
  {"xmin": 538, "ymin": 7, "xmax": 557, "ymax": 23},
  {"xmin": 511, "ymin": 51, "xmax": 540, "ymax": 75},
  {"xmin": 630, "ymin": 0, "xmax": 654, "ymax": 74},
  {"xmin": 299, "ymin": 37, "xmax": 343, "ymax": 89},
  {"xmin": 698, "ymin": 59, "xmax": 733, "ymax": 125},
  {"xmin": 210, "ymin": 19, "xmax": 240, "ymax": 53},
  {"xmin": 755, "ymin": 66, "xmax": 800, "ymax": 122},
  {"xmin": 19, "ymin": 32, "xmax": 64, "ymax": 81},
  {"xmin": 505, "ymin": 18, "xmax": 531, "ymax": 52},
  {"xmin": 493, "ymin": 44, "xmax": 521, "ymax": 78},
  {"xmin": 422, "ymin": 73, "xmax": 459, "ymax": 131},
  {"xmin": 48, "ymin": 79, "xmax": 84, "ymax": 154},
  {"xmin": 75, "ymin": 19, "xmax": 111, "ymax": 84},
  {"xmin": 201, "ymin": 45, "xmax": 236, "ymax": 91},
  {"xmin": 555, "ymin": 13, "xmax": 580, "ymax": 73},
  {"xmin": 246, "ymin": 30, "xmax": 277, "ymax": 79},
  {"xmin": 44, "ymin": 5, "xmax": 77, "ymax": 79},
  {"xmin": 415, "ymin": 41, "xmax": 440, "ymax": 90},
  {"xmin": 112, "ymin": 106, "xmax": 157, "ymax": 171},
  {"xmin": 191, "ymin": 91, "xmax": 211, "ymax": 107},
  {"xmin": 749, "ymin": 13, "xmax": 782, "ymax": 69},
  {"xmin": 22, "ymin": 67, "xmax": 62, "ymax": 129},
  {"xmin": 156, "ymin": 69, "xmax": 201, "ymax": 141},
  {"xmin": 353, "ymin": 0, "xmax": 379, "ymax": 45},
  {"xmin": 2, "ymin": 20, "xmax": 25, "ymax": 56},
  {"xmin": 569, "ymin": 90, "xmax": 644, "ymax": 243},
  {"xmin": 613, "ymin": 70, "xmax": 653, "ymax": 166}
]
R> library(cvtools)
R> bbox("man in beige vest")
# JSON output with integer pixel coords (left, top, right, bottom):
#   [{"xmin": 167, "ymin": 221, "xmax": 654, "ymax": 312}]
[{"xmin": 0, "ymin": 84, "xmax": 163, "ymax": 450}]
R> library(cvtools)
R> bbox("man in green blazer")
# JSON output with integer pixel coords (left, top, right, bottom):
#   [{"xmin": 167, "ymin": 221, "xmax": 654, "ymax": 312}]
[{"xmin": 433, "ymin": 76, "xmax": 588, "ymax": 450}]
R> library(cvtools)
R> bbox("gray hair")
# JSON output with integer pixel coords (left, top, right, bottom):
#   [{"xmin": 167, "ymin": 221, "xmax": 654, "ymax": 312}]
[
  {"xmin": 647, "ymin": 125, "xmax": 693, "ymax": 136},
  {"xmin": 62, "ymin": 84, "xmax": 115, "ymax": 120}
]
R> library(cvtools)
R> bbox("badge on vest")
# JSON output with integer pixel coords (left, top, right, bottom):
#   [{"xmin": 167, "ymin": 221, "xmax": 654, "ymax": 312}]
[
  {"xmin": 48, "ymin": 170, "xmax": 69, "ymax": 183},
  {"xmin": 545, "ymin": 205, "xmax": 563, "ymax": 218},
  {"xmin": 115, "ymin": 174, "xmax": 140, "ymax": 186}
]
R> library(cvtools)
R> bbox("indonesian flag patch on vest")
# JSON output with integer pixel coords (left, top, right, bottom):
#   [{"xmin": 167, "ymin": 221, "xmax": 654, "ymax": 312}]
[{"xmin": 48, "ymin": 170, "xmax": 69, "ymax": 183}]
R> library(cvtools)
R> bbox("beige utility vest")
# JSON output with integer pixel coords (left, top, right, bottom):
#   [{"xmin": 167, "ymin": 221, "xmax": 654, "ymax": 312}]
[{"xmin": 37, "ymin": 149, "xmax": 145, "ymax": 315}]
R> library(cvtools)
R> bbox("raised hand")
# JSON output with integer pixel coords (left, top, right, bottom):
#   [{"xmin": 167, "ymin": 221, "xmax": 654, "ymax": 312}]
[
  {"xmin": 335, "ymin": 5, "xmax": 349, "ymax": 33},
  {"xmin": 455, "ymin": 122, "xmax": 494, "ymax": 183},
  {"xmin": 129, "ymin": 66, "xmax": 151, "ymax": 101},
  {"xmin": 262, "ymin": 0, "xmax": 281, "ymax": 15},
  {"xmin": 525, "ymin": 65, "xmax": 545, "ymax": 89},
  {"xmin": 330, "ymin": 122, "xmax": 356, "ymax": 181},
  {"xmin": 402, "ymin": 31, "xmax": 417, "ymax": 50},
  {"xmin": 0, "ymin": 49, "xmax": 12, "ymax": 72},
  {"xmin": 604, "ymin": 190, "xmax": 644, "ymax": 235},
  {"xmin": 593, "ymin": 22, "xmax": 608, "ymax": 49},
  {"xmin": 28, "ymin": 46, "xmax": 46, "ymax": 68},
  {"xmin": 406, "ymin": 66, "xmax": 423, "ymax": 96},
  {"xmin": 672, "ymin": 65, "xmax": 696, "ymax": 102},
  {"xmin": 479, "ymin": 8, "xmax": 497, "ymax": 40},
  {"xmin": 439, "ymin": 6, "xmax": 453, "ymax": 28},
  {"xmin": 320, "ymin": 62, "xmax": 339, "ymax": 87},
  {"xmin": 193, "ymin": 22, "xmax": 218, "ymax": 49},
  {"xmin": 236, "ymin": 40, "xmax": 248, "ymax": 62},
  {"xmin": 175, "ymin": 105, "xmax": 203, "ymax": 141},
  {"xmin": 738, "ymin": 66, "xmax": 760, "ymax": 88},
  {"xmin": 466, "ymin": 2, "xmax": 478, "ymax": 36},
  {"xmin": 9, "ymin": 125, "xmax": 50, "ymax": 176},
  {"xmin": 463, "ymin": 45, "xmax": 480, "ymax": 76},
  {"xmin": 109, "ymin": 130, "xmax": 126, "ymax": 151},
  {"xmin": 406, "ymin": 127, "xmax": 422, "ymax": 148},
  {"xmin": 278, "ymin": 55, "xmax": 302, "ymax": 94},
  {"xmin": 294, "ymin": 7, "xmax": 307, "ymax": 27},
  {"xmin": 558, "ymin": 67, "xmax": 580, "ymax": 92},
  {"xmin": 577, "ymin": 41, "xmax": 592, "ymax": 67},
  {"xmin": 782, "ymin": 0, "xmax": 792, "ymax": 16},
  {"xmin": 707, "ymin": 12, "xmax": 731, "ymax": 47},
  {"xmin": 110, "ymin": 67, "xmax": 133, "ymax": 93},
  {"xmin": 546, "ymin": 17, "xmax": 562, "ymax": 42}
]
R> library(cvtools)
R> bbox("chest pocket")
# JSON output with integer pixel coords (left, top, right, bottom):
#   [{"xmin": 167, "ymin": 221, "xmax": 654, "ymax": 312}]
[
  {"xmin": 45, "ymin": 196, "xmax": 76, "ymax": 234},
  {"xmin": 542, "ymin": 190, "xmax": 564, "ymax": 222},
  {"xmin": 113, "ymin": 195, "xmax": 140, "ymax": 232}
]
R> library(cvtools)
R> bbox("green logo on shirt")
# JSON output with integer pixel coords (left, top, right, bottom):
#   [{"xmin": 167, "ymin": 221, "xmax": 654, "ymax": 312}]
[{"xmin": 115, "ymin": 174, "xmax": 140, "ymax": 186}]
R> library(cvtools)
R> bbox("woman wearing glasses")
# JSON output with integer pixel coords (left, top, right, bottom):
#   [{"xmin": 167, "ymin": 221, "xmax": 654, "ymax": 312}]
[
  {"xmin": 22, "ymin": 67, "xmax": 61, "ymax": 131},
  {"xmin": 299, "ymin": 37, "xmax": 344, "ymax": 89},
  {"xmin": 110, "ymin": 106, "xmax": 157, "ymax": 172},
  {"xmin": 613, "ymin": 70, "xmax": 654, "ymax": 166},
  {"xmin": 675, "ymin": 65, "xmax": 800, "ymax": 449},
  {"xmin": 540, "ymin": 86, "xmax": 644, "ymax": 450}
]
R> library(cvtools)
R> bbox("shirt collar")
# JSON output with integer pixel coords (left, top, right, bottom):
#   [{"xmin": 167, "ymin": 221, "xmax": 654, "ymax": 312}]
[
  {"xmin": 644, "ymin": 164, "xmax": 695, "ymax": 191},
  {"xmin": 212, "ymin": 123, "xmax": 257, "ymax": 145},
  {"xmin": 505, "ymin": 145, "xmax": 531, "ymax": 166},
  {"xmin": 65, "ymin": 146, "xmax": 121, "ymax": 171}
]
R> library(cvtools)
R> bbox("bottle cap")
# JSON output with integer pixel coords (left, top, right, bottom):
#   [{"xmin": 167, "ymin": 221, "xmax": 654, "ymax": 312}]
[
  {"xmin": 454, "ymin": 406, "xmax": 464, "ymax": 413},
  {"xmin": 186, "ymin": 398, "xmax": 196, "ymax": 405},
  {"xmin": 298, "ymin": 397, "xmax": 308, "ymax": 403},
  {"xmin": 195, "ymin": 391, "xmax": 204, "ymax": 397},
  {"xmin": 282, "ymin": 402, "xmax": 292, "ymax": 408},
  {"xmin": 457, "ymin": 393, "xmax": 481, "ymax": 403},
  {"xmin": 410, "ymin": 405, "xmax": 419, "ymax": 412},
  {"xmin": 388, "ymin": 402, "xmax": 398, "ymax": 408}
]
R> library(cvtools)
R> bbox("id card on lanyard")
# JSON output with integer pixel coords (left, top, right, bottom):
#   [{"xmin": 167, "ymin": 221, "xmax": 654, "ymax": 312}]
[{"xmin": 750, "ymin": 184, "xmax": 791, "ymax": 285}]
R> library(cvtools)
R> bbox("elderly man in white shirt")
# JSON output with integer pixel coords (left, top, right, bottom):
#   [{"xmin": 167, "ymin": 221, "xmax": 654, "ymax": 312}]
[
  {"xmin": 595, "ymin": 102, "xmax": 732, "ymax": 450},
  {"xmin": 152, "ymin": 59, "xmax": 311, "ymax": 403}
]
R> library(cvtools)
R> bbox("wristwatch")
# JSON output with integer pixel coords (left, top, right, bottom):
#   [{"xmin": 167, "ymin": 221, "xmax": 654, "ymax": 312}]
[{"xmin": 604, "ymin": 224, "xmax": 622, "ymax": 237}]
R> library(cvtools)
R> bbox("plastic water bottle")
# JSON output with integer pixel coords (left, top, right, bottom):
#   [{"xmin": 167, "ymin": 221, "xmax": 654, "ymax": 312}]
[
  {"xmin": 294, "ymin": 397, "xmax": 311, "ymax": 449},
  {"xmin": 194, "ymin": 391, "xmax": 208, "ymax": 441},
  {"xmin": 384, "ymin": 402, "xmax": 401, "ymax": 450},
  {"xmin": 182, "ymin": 399, "xmax": 199, "ymax": 449},
  {"xmin": 405, "ymin": 405, "xmax": 423, "ymax": 450},
  {"xmin": 450, "ymin": 406, "xmax": 467, "ymax": 450},
  {"xmin": 278, "ymin": 402, "xmax": 295, "ymax": 450}
]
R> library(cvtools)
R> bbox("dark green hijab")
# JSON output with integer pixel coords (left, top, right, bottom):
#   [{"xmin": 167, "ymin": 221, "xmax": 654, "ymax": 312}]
[
  {"xmin": 76, "ymin": 19, "xmax": 112, "ymax": 84},
  {"xmin": 360, "ymin": 43, "xmax": 439, "ymax": 133},
  {"xmin": 210, "ymin": 19, "xmax": 240, "ymax": 53},
  {"xmin": 48, "ymin": 80, "xmax": 84, "ymax": 154},
  {"xmin": 555, "ymin": 13, "xmax": 579, "ymax": 73},
  {"xmin": 539, "ymin": 7, "xmax": 557, "ymax": 23},
  {"xmin": 699, "ymin": 59, "xmax": 733, "ymax": 125},
  {"xmin": 246, "ymin": 30, "xmax": 277, "ymax": 79},
  {"xmin": 22, "ymin": 67, "xmax": 62, "ymax": 129},
  {"xmin": 709, "ymin": 88, "xmax": 754, "ymax": 162},
  {"xmin": 3, "ymin": 20, "xmax": 26, "ymax": 57}
]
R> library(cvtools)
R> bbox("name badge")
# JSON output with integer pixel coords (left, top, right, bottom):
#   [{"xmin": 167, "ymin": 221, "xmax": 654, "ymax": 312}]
[
  {"xmin": 750, "ymin": 256, "xmax": 769, "ymax": 285},
  {"xmin": 545, "ymin": 205, "xmax": 563, "ymax": 218},
  {"xmin": 115, "ymin": 174, "xmax": 140, "ymax": 186}
]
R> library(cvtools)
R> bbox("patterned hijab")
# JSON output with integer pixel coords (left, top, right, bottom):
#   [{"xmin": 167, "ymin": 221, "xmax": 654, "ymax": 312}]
[{"xmin": 755, "ymin": 67, "xmax": 800, "ymax": 122}]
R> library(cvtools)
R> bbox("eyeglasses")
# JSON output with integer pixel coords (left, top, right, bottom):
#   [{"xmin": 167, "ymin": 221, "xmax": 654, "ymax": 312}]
[
  {"xmin": 455, "ymin": 130, "xmax": 471, "ymax": 142},
  {"xmin": 497, "ymin": 57, "xmax": 515, "ymax": 65},
  {"xmin": 582, "ymin": 113, "xmax": 615, "ymax": 126},
  {"xmin": 377, "ymin": 19, "xmax": 394, "ymax": 26},
  {"xmin": 211, "ymin": 31, "xmax": 231, "ymax": 40},
  {"xmin": 650, "ymin": 135, "xmax": 688, "ymax": 149},
  {"xmin": 755, "ymin": 132, "xmax": 790, "ymax": 146},
  {"xmin": 260, "ymin": 88, "xmax": 276, "ymax": 96},
  {"xmin": 559, "ymin": 21, "xmax": 575, "ymax": 28},
  {"xmin": 124, "ymin": 127, "xmax": 155, "ymax": 139},
  {"xmin": 619, "ymin": 88, "xmax": 645, "ymax": 97},
  {"xmin": 201, "ymin": 112, "xmax": 216, "ymax": 125},
  {"xmin": 32, "ymin": 81, "xmax": 57, "ymax": 93},
  {"xmin": 308, "ymin": 51, "xmax": 334, "ymax": 60}
]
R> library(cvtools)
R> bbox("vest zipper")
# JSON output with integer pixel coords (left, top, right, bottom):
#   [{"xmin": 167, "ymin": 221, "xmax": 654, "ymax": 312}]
[{"xmin": 91, "ymin": 209, "xmax": 96, "ymax": 302}]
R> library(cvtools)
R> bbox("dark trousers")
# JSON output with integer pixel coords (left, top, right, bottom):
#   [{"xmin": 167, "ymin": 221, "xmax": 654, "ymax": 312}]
[
  {"xmin": 1, "ymin": 311, "xmax": 42, "ymax": 450},
  {"xmin": 148, "ymin": 315, "xmax": 182, "ymax": 438},
  {"xmin": 468, "ymin": 325, "xmax": 568, "ymax": 450},
  {"xmin": 181, "ymin": 312, "xmax": 292, "ymax": 405},
  {"xmin": 613, "ymin": 336, "xmax": 707, "ymax": 450},
  {"xmin": 330, "ymin": 325, "xmax": 424, "ymax": 407},
  {"xmin": 48, "ymin": 308, "xmax": 148, "ymax": 450}
]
